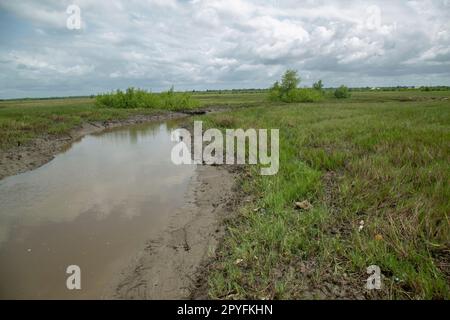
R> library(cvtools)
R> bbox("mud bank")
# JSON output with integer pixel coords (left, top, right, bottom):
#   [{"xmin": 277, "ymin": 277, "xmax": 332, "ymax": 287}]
[
  {"xmin": 111, "ymin": 165, "xmax": 238, "ymax": 299},
  {"xmin": 0, "ymin": 112, "xmax": 187, "ymax": 181},
  {"xmin": 0, "ymin": 111, "xmax": 241, "ymax": 299}
]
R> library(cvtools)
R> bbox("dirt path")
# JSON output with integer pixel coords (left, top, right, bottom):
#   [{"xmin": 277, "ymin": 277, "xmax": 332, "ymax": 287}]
[
  {"xmin": 0, "ymin": 112, "xmax": 187, "ymax": 181},
  {"xmin": 110, "ymin": 165, "xmax": 237, "ymax": 299}
]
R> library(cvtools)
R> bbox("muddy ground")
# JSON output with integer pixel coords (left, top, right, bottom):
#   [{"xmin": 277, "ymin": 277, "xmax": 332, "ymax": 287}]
[
  {"xmin": 0, "ymin": 112, "xmax": 240, "ymax": 300},
  {"xmin": 0, "ymin": 112, "xmax": 188, "ymax": 181},
  {"xmin": 110, "ymin": 165, "xmax": 238, "ymax": 299}
]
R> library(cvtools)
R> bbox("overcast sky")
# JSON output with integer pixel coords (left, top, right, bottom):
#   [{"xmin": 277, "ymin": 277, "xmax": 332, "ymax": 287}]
[{"xmin": 0, "ymin": 0, "xmax": 449, "ymax": 98}]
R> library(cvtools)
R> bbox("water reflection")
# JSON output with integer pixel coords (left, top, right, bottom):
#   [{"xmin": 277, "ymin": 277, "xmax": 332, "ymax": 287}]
[{"xmin": 0, "ymin": 121, "xmax": 195, "ymax": 299}]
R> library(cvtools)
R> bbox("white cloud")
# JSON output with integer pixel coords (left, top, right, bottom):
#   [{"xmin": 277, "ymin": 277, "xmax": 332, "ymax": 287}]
[{"xmin": 0, "ymin": 0, "xmax": 449, "ymax": 98}]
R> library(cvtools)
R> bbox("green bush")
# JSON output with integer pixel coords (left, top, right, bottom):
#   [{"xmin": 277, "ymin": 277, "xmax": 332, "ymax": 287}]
[
  {"xmin": 269, "ymin": 70, "xmax": 324, "ymax": 103},
  {"xmin": 95, "ymin": 87, "xmax": 200, "ymax": 111},
  {"xmin": 293, "ymin": 88, "xmax": 324, "ymax": 102},
  {"xmin": 334, "ymin": 85, "xmax": 351, "ymax": 99},
  {"xmin": 280, "ymin": 69, "xmax": 300, "ymax": 93},
  {"xmin": 279, "ymin": 88, "xmax": 322, "ymax": 103},
  {"xmin": 268, "ymin": 81, "xmax": 282, "ymax": 102},
  {"xmin": 158, "ymin": 86, "xmax": 200, "ymax": 111},
  {"xmin": 313, "ymin": 80, "xmax": 324, "ymax": 92}
]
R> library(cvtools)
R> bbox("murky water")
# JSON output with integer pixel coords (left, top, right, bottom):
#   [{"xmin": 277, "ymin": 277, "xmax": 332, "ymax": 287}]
[{"xmin": 0, "ymin": 121, "xmax": 195, "ymax": 299}]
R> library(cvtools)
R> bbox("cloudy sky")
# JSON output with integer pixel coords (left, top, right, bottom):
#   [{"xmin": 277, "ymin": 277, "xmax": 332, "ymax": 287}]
[{"xmin": 0, "ymin": 0, "xmax": 449, "ymax": 98}]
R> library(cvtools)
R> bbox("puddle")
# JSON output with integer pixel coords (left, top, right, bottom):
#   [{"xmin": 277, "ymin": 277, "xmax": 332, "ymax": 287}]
[{"xmin": 0, "ymin": 121, "xmax": 195, "ymax": 299}]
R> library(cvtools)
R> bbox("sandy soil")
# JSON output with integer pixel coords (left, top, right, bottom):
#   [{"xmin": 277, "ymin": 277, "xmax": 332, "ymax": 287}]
[
  {"xmin": 0, "ymin": 112, "xmax": 187, "ymax": 181},
  {"xmin": 110, "ymin": 165, "xmax": 237, "ymax": 299}
]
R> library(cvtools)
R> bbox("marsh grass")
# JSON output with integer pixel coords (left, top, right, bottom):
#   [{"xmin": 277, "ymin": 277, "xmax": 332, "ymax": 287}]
[
  {"xmin": 0, "ymin": 88, "xmax": 200, "ymax": 149},
  {"xmin": 1, "ymin": 90, "xmax": 444, "ymax": 150},
  {"xmin": 0, "ymin": 98, "xmax": 165, "ymax": 149},
  {"xmin": 203, "ymin": 99, "xmax": 450, "ymax": 299}
]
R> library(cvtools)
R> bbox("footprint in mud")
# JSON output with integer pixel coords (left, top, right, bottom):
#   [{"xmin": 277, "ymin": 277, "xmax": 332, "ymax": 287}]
[{"xmin": 169, "ymin": 228, "xmax": 190, "ymax": 252}]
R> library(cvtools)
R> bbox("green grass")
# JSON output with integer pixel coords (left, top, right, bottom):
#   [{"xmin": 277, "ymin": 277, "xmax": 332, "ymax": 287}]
[
  {"xmin": 194, "ymin": 92, "xmax": 268, "ymax": 107},
  {"xmin": 0, "ymin": 91, "xmax": 270, "ymax": 150},
  {"xmin": 199, "ymin": 97, "xmax": 450, "ymax": 300},
  {"xmin": 1, "ymin": 90, "xmax": 449, "ymax": 299},
  {"xmin": 1, "ymin": 90, "xmax": 445, "ymax": 148},
  {"xmin": 348, "ymin": 90, "xmax": 450, "ymax": 102},
  {"xmin": 0, "ymin": 97, "xmax": 169, "ymax": 149}
]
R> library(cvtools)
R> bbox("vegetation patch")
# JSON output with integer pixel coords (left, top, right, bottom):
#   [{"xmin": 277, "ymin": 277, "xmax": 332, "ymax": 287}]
[
  {"xmin": 334, "ymin": 85, "xmax": 351, "ymax": 99},
  {"xmin": 96, "ymin": 87, "xmax": 200, "ymax": 111},
  {"xmin": 202, "ymin": 98, "xmax": 450, "ymax": 300},
  {"xmin": 268, "ymin": 70, "xmax": 325, "ymax": 103},
  {"xmin": 0, "ymin": 98, "xmax": 166, "ymax": 150}
]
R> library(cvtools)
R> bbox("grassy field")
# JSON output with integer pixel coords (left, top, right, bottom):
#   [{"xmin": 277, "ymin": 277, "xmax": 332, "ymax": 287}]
[
  {"xmin": 0, "ymin": 93, "xmax": 267, "ymax": 150},
  {"xmin": 193, "ymin": 91, "xmax": 268, "ymax": 107},
  {"xmin": 0, "ymin": 97, "xmax": 156, "ymax": 149},
  {"xmin": 1, "ymin": 90, "xmax": 449, "ymax": 299},
  {"xmin": 198, "ymin": 93, "xmax": 450, "ymax": 299},
  {"xmin": 1, "ymin": 91, "xmax": 447, "ymax": 150}
]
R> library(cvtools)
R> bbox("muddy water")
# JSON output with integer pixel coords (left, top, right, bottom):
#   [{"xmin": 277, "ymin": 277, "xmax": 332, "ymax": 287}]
[{"xmin": 0, "ymin": 121, "xmax": 195, "ymax": 299}]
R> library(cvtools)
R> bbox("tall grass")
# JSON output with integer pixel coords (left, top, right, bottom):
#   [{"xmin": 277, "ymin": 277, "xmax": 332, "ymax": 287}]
[
  {"xmin": 203, "ymin": 99, "xmax": 450, "ymax": 299},
  {"xmin": 95, "ymin": 87, "xmax": 200, "ymax": 111}
]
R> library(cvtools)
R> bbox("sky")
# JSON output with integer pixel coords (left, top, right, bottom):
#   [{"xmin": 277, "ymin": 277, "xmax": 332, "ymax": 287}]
[{"xmin": 0, "ymin": 0, "xmax": 449, "ymax": 99}]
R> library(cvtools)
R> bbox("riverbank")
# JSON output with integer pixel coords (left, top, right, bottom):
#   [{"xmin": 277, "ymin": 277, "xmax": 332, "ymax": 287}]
[
  {"xmin": 0, "ymin": 112, "xmax": 243, "ymax": 299},
  {"xmin": 0, "ymin": 112, "xmax": 188, "ymax": 180},
  {"xmin": 111, "ymin": 165, "xmax": 240, "ymax": 299}
]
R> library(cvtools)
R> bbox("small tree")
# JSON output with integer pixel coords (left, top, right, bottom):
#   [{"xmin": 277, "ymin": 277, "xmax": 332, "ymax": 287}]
[
  {"xmin": 268, "ymin": 70, "xmax": 323, "ymax": 103},
  {"xmin": 334, "ymin": 85, "xmax": 351, "ymax": 99},
  {"xmin": 280, "ymin": 69, "xmax": 301, "ymax": 95},
  {"xmin": 313, "ymin": 80, "xmax": 324, "ymax": 91}
]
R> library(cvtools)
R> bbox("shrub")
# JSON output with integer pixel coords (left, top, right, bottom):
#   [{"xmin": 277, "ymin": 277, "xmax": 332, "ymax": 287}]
[
  {"xmin": 269, "ymin": 70, "xmax": 301, "ymax": 102},
  {"xmin": 95, "ymin": 87, "xmax": 200, "ymax": 111},
  {"xmin": 334, "ymin": 85, "xmax": 351, "ymax": 99},
  {"xmin": 313, "ymin": 80, "xmax": 324, "ymax": 92},
  {"xmin": 280, "ymin": 88, "xmax": 323, "ymax": 103},
  {"xmin": 268, "ymin": 81, "xmax": 282, "ymax": 101},
  {"xmin": 268, "ymin": 70, "xmax": 324, "ymax": 103},
  {"xmin": 158, "ymin": 86, "xmax": 200, "ymax": 111},
  {"xmin": 280, "ymin": 69, "xmax": 300, "ymax": 93},
  {"xmin": 293, "ymin": 88, "xmax": 324, "ymax": 102}
]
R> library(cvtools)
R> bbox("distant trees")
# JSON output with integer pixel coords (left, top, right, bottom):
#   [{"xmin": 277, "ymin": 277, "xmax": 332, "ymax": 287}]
[
  {"xmin": 268, "ymin": 70, "xmax": 355, "ymax": 101},
  {"xmin": 269, "ymin": 70, "xmax": 323, "ymax": 103}
]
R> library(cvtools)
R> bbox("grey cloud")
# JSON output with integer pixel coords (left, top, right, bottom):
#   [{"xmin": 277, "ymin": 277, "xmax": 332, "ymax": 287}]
[{"xmin": 0, "ymin": 0, "xmax": 449, "ymax": 98}]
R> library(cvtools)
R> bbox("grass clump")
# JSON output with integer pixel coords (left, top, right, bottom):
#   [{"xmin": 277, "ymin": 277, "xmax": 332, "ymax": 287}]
[{"xmin": 95, "ymin": 87, "xmax": 200, "ymax": 111}]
